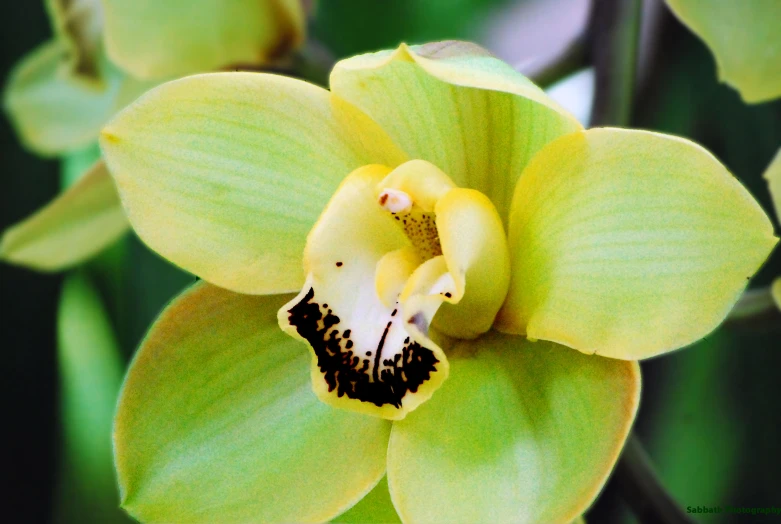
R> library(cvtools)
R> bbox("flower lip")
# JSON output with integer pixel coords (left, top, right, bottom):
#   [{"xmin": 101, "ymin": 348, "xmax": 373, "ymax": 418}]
[
  {"xmin": 286, "ymin": 285, "xmax": 441, "ymax": 410},
  {"xmin": 279, "ymin": 164, "xmax": 449, "ymax": 420},
  {"xmin": 279, "ymin": 159, "xmax": 510, "ymax": 420}
]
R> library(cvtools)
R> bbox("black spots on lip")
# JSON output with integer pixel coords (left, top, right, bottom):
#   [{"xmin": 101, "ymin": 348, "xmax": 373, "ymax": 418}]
[
  {"xmin": 336, "ymin": 261, "xmax": 343, "ymax": 267},
  {"xmin": 287, "ymin": 288, "xmax": 439, "ymax": 409},
  {"xmin": 384, "ymin": 206, "xmax": 442, "ymax": 260},
  {"xmin": 400, "ymin": 211, "xmax": 442, "ymax": 260},
  {"xmin": 444, "ymin": 292, "xmax": 452, "ymax": 298}
]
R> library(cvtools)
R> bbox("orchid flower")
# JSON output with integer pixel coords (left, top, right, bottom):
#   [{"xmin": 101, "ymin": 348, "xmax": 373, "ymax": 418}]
[
  {"xmin": 100, "ymin": 41, "xmax": 776, "ymax": 523},
  {"xmin": 0, "ymin": 0, "xmax": 305, "ymax": 271}
]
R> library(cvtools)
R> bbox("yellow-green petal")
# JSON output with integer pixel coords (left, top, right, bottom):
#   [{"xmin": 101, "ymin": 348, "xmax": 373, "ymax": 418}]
[
  {"xmin": 667, "ymin": 0, "xmax": 781, "ymax": 103},
  {"xmin": 115, "ymin": 283, "xmax": 391, "ymax": 523},
  {"xmin": 330, "ymin": 41, "xmax": 582, "ymax": 222},
  {"xmin": 333, "ymin": 477, "xmax": 401, "ymax": 524},
  {"xmin": 4, "ymin": 41, "xmax": 120, "ymax": 155},
  {"xmin": 387, "ymin": 333, "xmax": 640, "ymax": 524},
  {"xmin": 425, "ymin": 187, "xmax": 510, "ymax": 338},
  {"xmin": 498, "ymin": 128, "xmax": 778, "ymax": 360},
  {"xmin": 101, "ymin": 0, "xmax": 305, "ymax": 80},
  {"xmin": 0, "ymin": 160, "xmax": 128, "ymax": 271},
  {"xmin": 100, "ymin": 72, "xmax": 406, "ymax": 294}
]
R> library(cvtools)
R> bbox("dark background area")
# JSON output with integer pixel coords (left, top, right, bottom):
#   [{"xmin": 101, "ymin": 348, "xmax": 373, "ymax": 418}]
[
  {"xmin": 1, "ymin": 6, "xmax": 61, "ymax": 522},
  {"xmin": 2, "ymin": 1, "xmax": 780, "ymax": 522}
]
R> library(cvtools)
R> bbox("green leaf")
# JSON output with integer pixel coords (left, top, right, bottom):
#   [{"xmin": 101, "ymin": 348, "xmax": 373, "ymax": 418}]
[
  {"xmin": 0, "ymin": 160, "xmax": 128, "ymax": 271},
  {"xmin": 645, "ymin": 334, "xmax": 740, "ymax": 508},
  {"xmin": 115, "ymin": 283, "xmax": 392, "ymax": 523},
  {"xmin": 387, "ymin": 332, "xmax": 640, "ymax": 523},
  {"xmin": 498, "ymin": 128, "xmax": 778, "ymax": 359},
  {"xmin": 55, "ymin": 271, "xmax": 129, "ymax": 523},
  {"xmin": 666, "ymin": 0, "xmax": 781, "ymax": 103},
  {"xmin": 62, "ymin": 142, "xmax": 102, "ymax": 187}
]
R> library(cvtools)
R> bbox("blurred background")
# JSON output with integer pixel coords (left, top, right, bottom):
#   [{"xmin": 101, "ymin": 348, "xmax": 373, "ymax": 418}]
[{"xmin": 2, "ymin": 0, "xmax": 780, "ymax": 522}]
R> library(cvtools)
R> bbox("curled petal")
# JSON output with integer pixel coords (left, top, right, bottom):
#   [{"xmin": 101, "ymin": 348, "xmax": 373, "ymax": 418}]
[
  {"xmin": 378, "ymin": 159, "xmax": 510, "ymax": 340},
  {"xmin": 330, "ymin": 41, "xmax": 581, "ymax": 222}
]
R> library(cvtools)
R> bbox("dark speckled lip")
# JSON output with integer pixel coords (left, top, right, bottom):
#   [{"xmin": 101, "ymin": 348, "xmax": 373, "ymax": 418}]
[{"xmin": 287, "ymin": 287, "xmax": 439, "ymax": 408}]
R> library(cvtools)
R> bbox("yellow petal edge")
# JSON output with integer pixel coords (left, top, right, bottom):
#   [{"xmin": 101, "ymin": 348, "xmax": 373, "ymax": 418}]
[
  {"xmin": 667, "ymin": 0, "xmax": 781, "ymax": 103},
  {"xmin": 0, "ymin": 160, "xmax": 128, "ymax": 271}
]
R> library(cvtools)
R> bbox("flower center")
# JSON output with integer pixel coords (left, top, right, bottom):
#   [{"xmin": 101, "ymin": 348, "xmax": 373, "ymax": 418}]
[
  {"xmin": 279, "ymin": 160, "xmax": 510, "ymax": 420},
  {"xmin": 379, "ymin": 188, "xmax": 442, "ymax": 261}
]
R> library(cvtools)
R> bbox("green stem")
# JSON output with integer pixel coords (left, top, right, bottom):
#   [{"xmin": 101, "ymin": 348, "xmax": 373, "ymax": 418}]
[
  {"xmin": 588, "ymin": 0, "xmax": 642, "ymax": 127},
  {"xmin": 614, "ymin": 433, "xmax": 696, "ymax": 524},
  {"xmin": 530, "ymin": 36, "xmax": 587, "ymax": 88}
]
